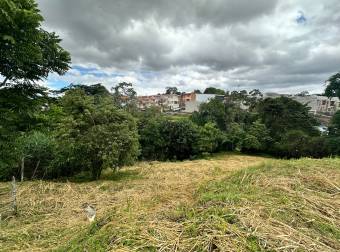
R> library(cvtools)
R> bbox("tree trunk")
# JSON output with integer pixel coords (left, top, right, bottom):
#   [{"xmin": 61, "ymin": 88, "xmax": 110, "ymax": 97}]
[
  {"xmin": 20, "ymin": 157, "xmax": 25, "ymax": 182},
  {"xmin": 91, "ymin": 160, "xmax": 103, "ymax": 180},
  {"xmin": 32, "ymin": 160, "xmax": 40, "ymax": 179}
]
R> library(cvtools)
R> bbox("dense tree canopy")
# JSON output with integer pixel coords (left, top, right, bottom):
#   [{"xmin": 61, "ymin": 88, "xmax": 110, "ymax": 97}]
[
  {"xmin": 325, "ymin": 72, "xmax": 340, "ymax": 99},
  {"xmin": 257, "ymin": 97, "xmax": 319, "ymax": 140},
  {"xmin": 0, "ymin": 0, "xmax": 71, "ymax": 85},
  {"xmin": 203, "ymin": 87, "xmax": 225, "ymax": 95},
  {"xmin": 58, "ymin": 83, "xmax": 110, "ymax": 97},
  {"xmin": 165, "ymin": 87, "xmax": 180, "ymax": 95},
  {"xmin": 329, "ymin": 111, "xmax": 340, "ymax": 136},
  {"xmin": 53, "ymin": 89, "xmax": 139, "ymax": 179}
]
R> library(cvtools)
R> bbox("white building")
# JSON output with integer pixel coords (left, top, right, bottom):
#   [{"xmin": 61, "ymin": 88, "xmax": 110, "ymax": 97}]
[
  {"xmin": 293, "ymin": 95, "xmax": 340, "ymax": 115},
  {"xmin": 163, "ymin": 94, "xmax": 180, "ymax": 111},
  {"xmin": 183, "ymin": 94, "xmax": 217, "ymax": 113}
]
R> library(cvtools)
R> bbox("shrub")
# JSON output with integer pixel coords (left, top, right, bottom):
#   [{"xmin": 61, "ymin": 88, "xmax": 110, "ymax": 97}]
[
  {"xmin": 241, "ymin": 120, "xmax": 272, "ymax": 153},
  {"xmin": 51, "ymin": 89, "xmax": 139, "ymax": 180},
  {"xmin": 276, "ymin": 130, "xmax": 309, "ymax": 158},
  {"xmin": 139, "ymin": 117, "xmax": 201, "ymax": 161},
  {"xmin": 197, "ymin": 122, "xmax": 227, "ymax": 153},
  {"xmin": 16, "ymin": 131, "xmax": 55, "ymax": 179}
]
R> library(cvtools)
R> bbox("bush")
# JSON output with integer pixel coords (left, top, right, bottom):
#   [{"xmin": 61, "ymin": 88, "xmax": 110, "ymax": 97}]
[
  {"xmin": 197, "ymin": 122, "xmax": 227, "ymax": 153},
  {"xmin": 51, "ymin": 89, "xmax": 139, "ymax": 180},
  {"xmin": 16, "ymin": 131, "xmax": 56, "ymax": 179},
  {"xmin": 139, "ymin": 117, "xmax": 200, "ymax": 161},
  {"xmin": 241, "ymin": 120, "xmax": 272, "ymax": 153},
  {"xmin": 276, "ymin": 130, "xmax": 309, "ymax": 158}
]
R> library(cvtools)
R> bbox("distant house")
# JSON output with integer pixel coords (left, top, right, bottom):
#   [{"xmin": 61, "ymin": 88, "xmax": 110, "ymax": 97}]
[
  {"xmin": 163, "ymin": 94, "xmax": 180, "ymax": 111},
  {"xmin": 179, "ymin": 92, "xmax": 196, "ymax": 108},
  {"xmin": 293, "ymin": 95, "xmax": 340, "ymax": 115},
  {"xmin": 183, "ymin": 94, "xmax": 217, "ymax": 113},
  {"xmin": 315, "ymin": 96, "xmax": 340, "ymax": 115}
]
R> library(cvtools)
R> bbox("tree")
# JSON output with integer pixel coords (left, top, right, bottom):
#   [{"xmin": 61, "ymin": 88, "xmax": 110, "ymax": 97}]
[
  {"xmin": 139, "ymin": 118, "xmax": 200, "ymax": 161},
  {"xmin": 191, "ymin": 98, "xmax": 228, "ymax": 130},
  {"xmin": 53, "ymin": 89, "xmax": 139, "ymax": 179},
  {"xmin": 0, "ymin": 0, "xmax": 71, "ymax": 86},
  {"xmin": 16, "ymin": 131, "xmax": 55, "ymax": 181},
  {"xmin": 257, "ymin": 97, "xmax": 319, "ymax": 140},
  {"xmin": 278, "ymin": 130, "xmax": 309, "ymax": 158},
  {"xmin": 165, "ymin": 87, "xmax": 179, "ymax": 95},
  {"xmin": 58, "ymin": 83, "xmax": 110, "ymax": 97},
  {"xmin": 112, "ymin": 82, "xmax": 137, "ymax": 112},
  {"xmin": 194, "ymin": 89, "xmax": 202, "ymax": 94},
  {"xmin": 203, "ymin": 87, "xmax": 225, "ymax": 95},
  {"xmin": 191, "ymin": 98, "xmax": 242, "ymax": 131},
  {"xmin": 0, "ymin": 83, "xmax": 49, "ymax": 180},
  {"xmin": 197, "ymin": 122, "xmax": 226, "ymax": 153},
  {"xmin": 325, "ymin": 72, "xmax": 340, "ymax": 99},
  {"xmin": 241, "ymin": 120, "xmax": 271, "ymax": 153},
  {"xmin": 329, "ymin": 111, "xmax": 340, "ymax": 136}
]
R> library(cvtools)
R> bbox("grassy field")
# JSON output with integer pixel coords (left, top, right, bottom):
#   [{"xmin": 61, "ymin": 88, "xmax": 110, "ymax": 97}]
[{"xmin": 0, "ymin": 154, "xmax": 339, "ymax": 251}]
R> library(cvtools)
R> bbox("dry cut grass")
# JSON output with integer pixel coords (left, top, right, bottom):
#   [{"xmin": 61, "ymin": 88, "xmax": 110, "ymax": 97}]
[{"xmin": 0, "ymin": 153, "xmax": 266, "ymax": 251}]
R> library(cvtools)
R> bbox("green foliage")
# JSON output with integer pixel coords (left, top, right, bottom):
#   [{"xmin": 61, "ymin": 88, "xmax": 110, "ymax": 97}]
[
  {"xmin": 165, "ymin": 86, "xmax": 179, "ymax": 95},
  {"xmin": 241, "ymin": 120, "xmax": 271, "ymax": 153},
  {"xmin": 203, "ymin": 87, "xmax": 225, "ymax": 95},
  {"xmin": 257, "ymin": 96, "xmax": 319, "ymax": 140},
  {"xmin": 16, "ymin": 131, "xmax": 55, "ymax": 179},
  {"xmin": 0, "ymin": 83, "xmax": 50, "ymax": 179},
  {"xmin": 58, "ymin": 83, "xmax": 110, "ymax": 97},
  {"xmin": 197, "ymin": 159, "xmax": 340, "ymax": 251},
  {"xmin": 139, "ymin": 117, "xmax": 200, "ymax": 161},
  {"xmin": 329, "ymin": 111, "xmax": 340, "ymax": 136},
  {"xmin": 112, "ymin": 82, "xmax": 137, "ymax": 112},
  {"xmin": 0, "ymin": 0, "xmax": 70, "ymax": 85},
  {"xmin": 277, "ymin": 130, "xmax": 309, "ymax": 158},
  {"xmin": 197, "ymin": 122, "xmax": 227, "ymax": 153},
  {"xmin": 191, "ymin": 98, "xmax": 230, "ymax": 131},
  {"xmin": 52, "ymin": 89, "xmax": 139, "ymax": 179},
  {"xmin": 139, "ymin": 113, "xmax": 231, "ymax": 160},
  {"xmin": 325, "ymin": 72, "xmax": 340, "ymax": 98},
  {"xmin": 226, "ymin": 122, "xmax": 245, "ymax": 151},
  {"xmin": 0, "ymin": 83, "xmax": 48, "ymax": 136}
]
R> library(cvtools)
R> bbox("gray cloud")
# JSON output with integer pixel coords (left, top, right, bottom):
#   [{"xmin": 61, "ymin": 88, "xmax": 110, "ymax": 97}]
[{"xmin": 37, "ymin": 0, "xmax": 340, "ymax": 94}]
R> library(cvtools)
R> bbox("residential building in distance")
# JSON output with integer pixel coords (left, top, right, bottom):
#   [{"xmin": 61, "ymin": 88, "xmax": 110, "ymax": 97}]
[
  {"xmin": 179, "ymin": 92, "xmax": 196, "ymax": 108},
  {"xmin": 293, "ymin": 95, "xmax": 340, "ymax": 115},
  {"xmin": 163, "ymin": 94, "xmax": 180, "ymax": 111},
  {"xmin": 264, "ymin": 93, "xmax": 340, "ymax": 116},
  {"xmin": 137, "ymin": 95, "xmax": 163, "ymax": 110},
  {"xmin": 137, "ymin": 90, "xmax": 340, "ymax": 116},
  {"xmin": 183, "ymin": 94, "xmax": 217, "ymax": 113}
]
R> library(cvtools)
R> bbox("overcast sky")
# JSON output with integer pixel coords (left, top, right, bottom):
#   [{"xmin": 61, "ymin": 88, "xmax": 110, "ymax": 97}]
[{"xmin": 37, "ymin": 0, "xmax": 340, "ymax": 95}]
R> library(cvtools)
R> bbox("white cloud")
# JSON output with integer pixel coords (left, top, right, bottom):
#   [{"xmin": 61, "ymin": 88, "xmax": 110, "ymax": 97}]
[{"xmin": 36, "ymin": 0, "xmax": 340, "ymax": 94}]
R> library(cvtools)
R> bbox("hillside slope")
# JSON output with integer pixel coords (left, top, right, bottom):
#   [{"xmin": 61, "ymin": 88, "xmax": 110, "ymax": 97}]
[{"xmin": 0, "ymin": 155, "xmax": 339, "ymax": 251}]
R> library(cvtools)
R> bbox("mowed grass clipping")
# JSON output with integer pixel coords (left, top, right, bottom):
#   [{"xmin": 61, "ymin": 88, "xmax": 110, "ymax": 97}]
[
  {"xmin": 0, "ymin": 155, "xmax": 339, "ymax": 251},
  {"xmin": 0, "ymin": 154, "xmax": 265, "ymax": 251},
  {"xmin": 190, "ymin": 158, "xmax": 340, "ymax": 251}
]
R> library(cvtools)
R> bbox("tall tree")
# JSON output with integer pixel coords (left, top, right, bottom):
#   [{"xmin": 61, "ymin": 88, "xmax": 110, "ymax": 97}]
[
  {"xmin": 165, "ymin": 87, "xmax": 179, "ymax": 95},
  {"xmin": 58, "ymin": 83, "xmax": 110, "ymax": 97},
  {"xmin": 257, "ymin": 97, "xmax": 319, "ymax": 140},
  {"xmin": 203, "ymin": 87, "xmax": 225, "ymax": 95},
  {"xmin": 112, "ymin": 82, "xmax": 137, "ymax": 110},
  {"xmin": 0, "ymin": 0, "xmax": 71, "ymax": 86},
  {"xmin": 325, "ymin": 72, "xmax": 340, "ymax": 99},
  {"xmin": 329, "ymin": 111, "xmax": 340, "ymax": 136},
  {"xmin": 54, "ymin": 89, "xmax": 139, "ymax": 179}
]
